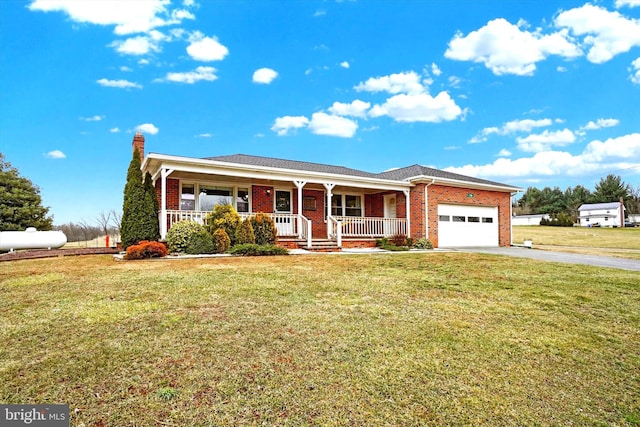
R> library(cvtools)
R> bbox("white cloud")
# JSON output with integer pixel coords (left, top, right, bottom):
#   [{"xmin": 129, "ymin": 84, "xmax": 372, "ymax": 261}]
[
  {"xmin": 29, "ymin": 0, "xmax": 194, "ymax": 35},
  {"xmin": 271, "ymin": 116, "xmax": 309, "ymax": 136},
  {"xmin": 96, "ymin": 78, "xmax": 142, "ymax": 89},
  {"xmin": 155, "ymin": 66, "xmax": 218, "ymax": 83},
  {"xmin": 498, "ymin": 149, "xmax": 512, "ymax": 157},
  {"xmin": 110, "ymin": 127, "xmax": 120, "ymax": 133},
  {"xmin": 252, "ymin": 68, "xmax": 278, "ymax": 84},
  {"xmin": 630, "ymin": 57, "xmax": 640, "ymax": 84},
  {"xmin": 135, "ymin": 123, "xmax": 159, "ymax": 135},
  {"xmin": 186, "ymin": 31, "xmax": 228, "ymax": 61},
  {"xmin": 369, "ymin": 92, "xmax": 463, "ymax": 123},
  {"xmin": 555, "ymin": 4, "xmax": 640, "ymax": 63},
  {"xmin": 340, "ymin": 61, "xmax": 350, "ymax": 69},
  {"xmin": 120, "ymin": 66, "xmax": 133, "ymax": 72},
  {"xmin": 327, "ymin": 100, "xmax": 371, "ymax": 118},
  {"xmin": 446, "ymin": 133, "xmax": 640, "ymax": 179},
  {"xmin": 445, "ymin": 18, "xmax": 581, "ymax": 75},
  {"xmin": 431, "ymin": 63, "xmax": 442, "ymax": 76},
  {"xmin": 354, "ymin": 71, "xmax": 425, "ymax": 95},
  {"xmin": 616, "ymin": 0, "xmax": 640, "ymax": 7},
  {"xmin": 138, "ymin": 58, "xmax": 150, "ymax": 65},
  {"xmin": 581, "ymin": 118, "xmax": 620, "ymax": 130},
  {"xmin": 308, "ymin": 112, "xmax": 358, "ymax": 138},
  {"xmin": 110, "ymin": 34, "xmax": 163, "ymax": 55},
  {"xmin": 469, "ymin": 118, "xmax": 553, "ymax": 143},
  {"xmin": 44, "ymin": 150, "xmax": 66, "ymax": 159},
  {"xmin": 314, "ymin": 10, "xmax": 326, "ymax": 17},
  {"xmin": 81, "ymin": 115, "xmax": 104, "ymax": 122},
  {"xmin": 196, "ymin": 133, "xmax": 212, "ymax": 138},
  {"xmin": 557, "ymin": 66, "xmax": 568, "ymax": 72},
  {"xmin": 516, "ymin": 128, "xmax": 576, "ymax": 152}
]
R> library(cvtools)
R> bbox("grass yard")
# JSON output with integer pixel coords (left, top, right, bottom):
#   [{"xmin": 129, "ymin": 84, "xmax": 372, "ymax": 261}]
[
  {"xmin": 1, "ymin": 254, "xmax": 639, "ymax": 426},
  {"xmin": 513, "ymin": 226, "xmax": 640, "ymax": 260}
]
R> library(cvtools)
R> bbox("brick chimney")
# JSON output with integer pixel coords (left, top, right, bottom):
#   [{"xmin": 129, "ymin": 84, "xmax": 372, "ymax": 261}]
[{"xmin": 132, "ymin": 132, "xmax": 145, "ymax": 162}]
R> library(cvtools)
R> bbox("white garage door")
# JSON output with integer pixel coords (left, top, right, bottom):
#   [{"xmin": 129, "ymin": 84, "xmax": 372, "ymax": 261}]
[{"xmin": 438, "ymin": 204, "xmax": 499, "ymax": 247}]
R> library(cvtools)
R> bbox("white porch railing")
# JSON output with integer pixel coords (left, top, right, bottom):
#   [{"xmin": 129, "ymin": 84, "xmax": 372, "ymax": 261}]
[
  {"xmin": 164, "ymin": 210, "xmax": 309, "ymax": 240},
  {"xmin": 330, "ymin": 216, "xmax": 407, "ymax": 238}
]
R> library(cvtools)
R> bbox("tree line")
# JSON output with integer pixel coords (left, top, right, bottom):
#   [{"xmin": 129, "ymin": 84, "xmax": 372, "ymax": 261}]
[{"xmin": 515, "ymin": 174, "xmax": 639, "ymax": 221}]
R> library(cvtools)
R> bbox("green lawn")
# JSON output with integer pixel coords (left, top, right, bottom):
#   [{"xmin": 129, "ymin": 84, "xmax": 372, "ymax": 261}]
[
  {"xmin": 1, "ymin": 254, "xmax": 639, "ymax": 426},
  {"xmin": 513, "ymin": 226, "xmax": 640, "ymax": 259}
]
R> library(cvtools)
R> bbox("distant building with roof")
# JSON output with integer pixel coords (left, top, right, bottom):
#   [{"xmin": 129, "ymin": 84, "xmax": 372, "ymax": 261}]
[
  {"xmin": 578, "ymin": 202, "xmax": 625, "ymax": 228},
  {"xmin": 512, "ymin": 213, "xmax": 551, "ymax": 226}
]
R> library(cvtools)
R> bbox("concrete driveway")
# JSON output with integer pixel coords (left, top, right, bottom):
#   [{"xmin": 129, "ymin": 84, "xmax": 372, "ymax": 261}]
[{"xmin": 452, "ymin": 246, "xmax": 640, "ymax": 272}]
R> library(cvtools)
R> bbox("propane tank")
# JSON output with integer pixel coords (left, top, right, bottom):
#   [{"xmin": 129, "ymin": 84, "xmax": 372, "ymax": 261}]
[{"xmin": 0, "ymin": 228, "xmax": 67, "ymax": 252}]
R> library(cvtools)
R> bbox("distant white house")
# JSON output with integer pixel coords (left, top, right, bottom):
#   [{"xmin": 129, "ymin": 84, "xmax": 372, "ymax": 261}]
[
  {"xmin": 578, "ymin": 202, "xmax": 624, "ymax": 227},
  {"xmin": 512, "ymin": 213, "xmax": 551, "ymax": 226}
]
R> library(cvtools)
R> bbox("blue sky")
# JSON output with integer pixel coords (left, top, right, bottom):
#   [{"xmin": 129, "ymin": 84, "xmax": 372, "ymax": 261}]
[{"xmin": 1, "ymin": 0, "xmax": 639, "ymax": 225}]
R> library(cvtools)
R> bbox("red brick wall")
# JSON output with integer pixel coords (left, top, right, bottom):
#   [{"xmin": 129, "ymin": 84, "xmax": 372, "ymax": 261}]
[
  {"xmin": 396, "ymin": 191, "xmax": 407, "ymax": 219},
  {"xmin": 155, "ymin": 178, "xmax": 179, "ymax": 210},
  {"xmin": 409, "ymin": 184, "xmax": 427, "ymax": 241},
  {"xmin": 252, "ymin": 185, "xmax": 274, "ymax": 213},
  {"xmin": 293, "ymin": 189, "xmax": 326, "ymax": 238},
  {"xmin": 426, "ymin": 184, "xmax": 512, "ymax": 247},
  {"xmin": 132, "ymin": 133, "xmax": 144, "ymax": 161},
  {"xmin": 366, "ymin": 193, "xmax": 384, "ymax": 217}
]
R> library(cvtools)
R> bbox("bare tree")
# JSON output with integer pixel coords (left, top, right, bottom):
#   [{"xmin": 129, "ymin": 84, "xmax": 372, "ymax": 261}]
[
  {"xmin": 110, "ymin": 209, "xmax": 123, "ymax": 241},
  {"xmin": 95, "ymin": 211, "xmax": 112, "ymax": 237}
]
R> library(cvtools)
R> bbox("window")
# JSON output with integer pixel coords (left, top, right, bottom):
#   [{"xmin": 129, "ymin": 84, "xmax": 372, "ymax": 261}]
[
  {"xmin": 439, "ymin": 215, "xmax": 450, "ymax": 221},
  {"xmin": 331, "ymin": 194, "xmax": 342, "ymax": 216},
  {"xmin": 453, "ymin": 216, "xmax": 466, "ymax": 222},
  {"xmin": 236, "ymin": 188, "xmax": 249, "ymax": 213},
  {"xmin": 199, "ymin": 186, "xmax": 232, "ymax": 211},
  {"xmin": 468, "ymin": 216, "xmax": 480, "ymax": 223},
  {"xmin": 345, "ymin": 195, "xmax": 362, "ymax": 217},
  {"xmin": 275, "ymin": 190, "xmax": 291, "ymax": 212},
  {"xmin": 328, "ymin": 194, "xmax": 362, "ymax": 217},
  {"xmin": 482, "ymin": 217, "xmax": 494, "ymax": 223},
  {"xmin": 181, "ymin": 184, "xmax": 195, "ymax": 211}
]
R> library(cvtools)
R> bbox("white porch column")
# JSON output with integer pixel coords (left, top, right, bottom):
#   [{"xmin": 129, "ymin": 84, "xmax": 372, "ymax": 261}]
[
  {"xmin": 403, "ymin": 189, "xmax": 411, "ymax": 238},
  {"xmin": 160, "ymin": 168, "xmax": 174, "ymax": 240},
  {"xmin": 294, "ymin": 180, "xmax": 306, "ymax": 239},
  {"xmin": 323, "ymin": 183, "xmax": 336, "ymax": 239}
]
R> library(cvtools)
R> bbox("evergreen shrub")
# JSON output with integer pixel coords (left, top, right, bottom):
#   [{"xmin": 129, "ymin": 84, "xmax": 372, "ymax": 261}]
[
  {"xmin": 413, "ymin": 238, "xmax": 434, "ymax": 250},
  {"xmin": 205, "ymin": 205, "xmax": 240, "ymax": 246},
  {"xmin": 212, "ymin": 228, "xmax": 231, "ymax": 253},
  {"xmin": 250, "ymin": 212, "xmax": 277, "ymax": 245},
  {"xmin": 228, "ymin": 244, "xmax": 289, "ymax": 256},
  {"xmin": 235, "ymin": 218, "xmax": 256, "ymax": 245},
  {"xmin": 125, "ymin": 240, "xmax": 167, "ymax": 260},
  {"xmin": 166, "ymin": 220, "xmax": 207, "ymax": 253}
]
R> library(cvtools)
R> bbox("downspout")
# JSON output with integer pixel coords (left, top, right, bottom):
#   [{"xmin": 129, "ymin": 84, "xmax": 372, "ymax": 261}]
[{"xmin": 510, "ymin": 191, "xmax": 519, "ymax": 246}]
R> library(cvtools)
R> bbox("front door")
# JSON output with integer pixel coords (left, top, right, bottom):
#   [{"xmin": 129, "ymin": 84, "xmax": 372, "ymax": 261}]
[
  {"xmin": 274, "ymin": 190, "xmax": 294, "ymax": 235},
  {"xmin": 383, "ymin": 194, "xmax": 398, "ymax": 236}
]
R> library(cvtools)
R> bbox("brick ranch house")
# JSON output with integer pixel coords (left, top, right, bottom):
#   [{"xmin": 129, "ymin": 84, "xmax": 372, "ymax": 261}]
[{"xmin": 133, "ymin": 133, "xmax": 522, "ymax": 250}]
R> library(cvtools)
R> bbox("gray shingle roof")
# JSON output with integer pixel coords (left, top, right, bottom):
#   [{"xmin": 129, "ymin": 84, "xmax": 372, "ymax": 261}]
[
  {"xmin": 205, "ymin": 154, "xmax": 517, "ymax": 188},
  {"xmin": 205, "ymin": 154, "xmax": 381, "ymax": 179},
  {"xmin": 375, "ymin": 164, "xmax": 512, "ymax": 187},
  {"xmin": 578, "ymin": 202, "xmax": 622, "ymax": 211}
]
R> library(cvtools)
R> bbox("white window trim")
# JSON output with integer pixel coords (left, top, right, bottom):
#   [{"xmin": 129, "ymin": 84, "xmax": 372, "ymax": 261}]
[
  {"xmin": 274, "ymin": 188, "xmax": 292, "ymax": 213},
  {"xmin": 179, "ymin": 180, "xmax": 251, "ymax": 212},
  {"xmin": 328, "ymin": 192, "xmax": 365, "ymax": 217}
]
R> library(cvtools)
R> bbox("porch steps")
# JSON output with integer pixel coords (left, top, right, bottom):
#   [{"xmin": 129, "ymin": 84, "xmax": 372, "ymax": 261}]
[{"xmin": 298, "ymin": 239, "xmax": 341, "ymax": 252}]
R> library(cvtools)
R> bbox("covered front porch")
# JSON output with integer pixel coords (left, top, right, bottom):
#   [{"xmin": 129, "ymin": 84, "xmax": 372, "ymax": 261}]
[{"xmin": 146, "ymin": 153, "xmax": 412, "ymax": 249}]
